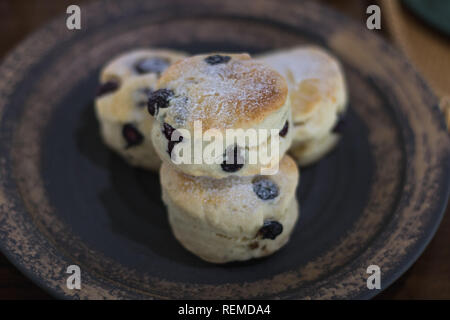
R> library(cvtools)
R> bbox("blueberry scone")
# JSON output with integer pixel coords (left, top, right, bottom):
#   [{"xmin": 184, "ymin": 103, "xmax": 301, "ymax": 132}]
[
  {"xmin": 95, "ymin": 49, "xmax": 186, "ymax": 171},
  {"xmin": 148, "ymin": 53, "xmax": 294, "ymax": 178},
  {"xmin": 258, "ymin": 46, "xmax": 348, "ymax": 166},
  {"xmin": 160, "ymin": 155, "xmax": 299, "ymax": 263}
]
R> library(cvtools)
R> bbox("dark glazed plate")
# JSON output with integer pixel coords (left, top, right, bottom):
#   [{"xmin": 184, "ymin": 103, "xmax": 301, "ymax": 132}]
[{"xmin": 0, "ymin": 0, "xmax": 449, "ymax": 299}]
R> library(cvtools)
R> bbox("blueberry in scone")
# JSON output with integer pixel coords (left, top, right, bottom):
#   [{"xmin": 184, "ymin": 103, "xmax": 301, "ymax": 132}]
[
  {"xmin": 204, "ymin": 54, "xmax": 231, "ymax": 65},
  {"xmin": 122, "ymin": 123, "xmax": 143, "ymax": 149},
  {"xmin": 96, "ymin": 80, "xmax": 120, "ymax": 97},
  {"xmin": 135, "ymin": 57, "xmax": 170, "ymax": 75},
  {"xmin": 252, "ymin": 178, "xmax": 279, "ymax": 200},
  {"xmin": 258, "ymin": 220, "xmax": 283, "ymax": 240}
]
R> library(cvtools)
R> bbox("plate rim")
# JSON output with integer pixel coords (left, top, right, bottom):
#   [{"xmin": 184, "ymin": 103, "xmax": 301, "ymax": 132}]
[{"xmin": 0, "ymin": 0, "xmax": 449, "ymax": 300}]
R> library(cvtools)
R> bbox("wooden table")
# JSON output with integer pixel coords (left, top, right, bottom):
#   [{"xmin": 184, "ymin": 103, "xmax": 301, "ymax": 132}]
[{"xmin": 0, "ymin": 0, "xmax": 448, "ymax": 300}]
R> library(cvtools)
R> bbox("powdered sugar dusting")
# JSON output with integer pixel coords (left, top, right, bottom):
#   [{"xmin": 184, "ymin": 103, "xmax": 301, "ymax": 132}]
[
  {"xmin": 159, "ymin": 54, "xmax": 287, "ymax": 130},
  {"xmin": 179, "ymin": 174, "xmax": 260, "ymax": 208}
]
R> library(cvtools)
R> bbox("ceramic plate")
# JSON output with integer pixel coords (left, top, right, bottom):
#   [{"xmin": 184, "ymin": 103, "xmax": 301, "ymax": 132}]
[{"xmin": 0, "ymin": 0, "xmax": 449, "ymax": 299}]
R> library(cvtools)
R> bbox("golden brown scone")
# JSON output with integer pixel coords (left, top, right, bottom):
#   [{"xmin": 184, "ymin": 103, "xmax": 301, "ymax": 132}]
[
  {"xmin": 258, "ymin": 46, "xmax": 347, "ymax": 166},
  {"xmin": 95, "ymin": 49, "xmax": 186, "ymax": 170},
  {"xmin": 149, "ymin": 53, "xmax": 293, "ymax": 178},
  {"xmin": 160, "ymin": 155, "xmax": 299, "ymax": 263},
  {"xmin": 289, "ymin": 133, "xmax": 340, "ymax": 167}
]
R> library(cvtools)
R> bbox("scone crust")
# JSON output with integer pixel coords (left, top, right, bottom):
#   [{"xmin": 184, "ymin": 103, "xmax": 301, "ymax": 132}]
[
  {"xmin": 290, "ymin": 133, "xmax": 340, "ymax": 166},
  {"xmin": 151, "ymin": 106, "xmax": 294, "ymax": 178},
  {"xmin": 151, "ymin": 53, "xmax": 293, "ymax": 178},
  {"xmin": 100, "ymin": 48, "xmax": 187, "ymax": 83},
  {"xmin": 96, "ymin": 49, "xmax": 187, "ymax": 121},
  {"xmin": 160, "ymin": 155, "xmax": 299, "ymax": 236},
  {"xmin": 258, "ymin": 46, "xmax": 347, "ymax": 123},
  {"xmin": 167, "ymin": 196, "xmax": 299, "ymax": 263},
  {"xmin": 94, "ymin": 49, "xmax": 186, "ymax": 170},
  {"xmin": 258, "ymin": 46, "xmax": 348, "ymax": 165},
  {"xmin": 161, "ymin": 155, "xmax": 300, "ymax": 263},
  {"xmin": 155, "ymin": 53, "xmax": 289, "ymax": 131}
]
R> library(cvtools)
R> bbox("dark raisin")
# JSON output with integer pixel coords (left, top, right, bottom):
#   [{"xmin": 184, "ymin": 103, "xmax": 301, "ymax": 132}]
[
  {"xmin": 96, "ymin": 80, "xmax": 119, "ymax": 97},
  {"xmin": 204, "ymin": 54, "xmax": 231, "ymax": 65},
  {"xmin": 279, "ymin": 120, "xmax": 289, "ymax": 137},
  {"xmin": 258, "ymin": 221, "xmax": 283, "ymax": 240},
  {"xmin": 162, "ymin": 122, "xmax": 183, "ymax": 156},
  {"xmin": 135, "ymin": 57, "xmax": 170, "ymax": 75},
  {"xmin": 332, "ymin": 112, "xmax": 346, "ymax": 134},
  {"xmin": 147, "ymin": 89, "xmax": 174, "ymax": 116},
  {"xmin": 122, "ymin": 123, "xmax": 143, "ymax": 148},
  {"xmin": 162, "ymin": 122, "xmax": 175, "ymax": 140},
  {"xmin": 252, "ymin": 178, "xmax": 279, "ymax": 200},
  {"xmin": 221, "ymin": 146, "xmax": 244, "ymax": 172}
]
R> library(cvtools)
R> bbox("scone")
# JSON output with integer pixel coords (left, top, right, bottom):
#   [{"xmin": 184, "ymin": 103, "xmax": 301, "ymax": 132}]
[
  {"xmin": 149, "ymin": 53, "xmax": 294, "ymax": 178},
  {"xmin": 258, "ymin": 46, "xmax": 348, "ymax": 166},
  {"xmin": 160, "ymin": 155, "xmax": 299, "ymax": 263},
  {"xmin": 95, "ymin": 49, "xmax": 186, "ymax": 170}
]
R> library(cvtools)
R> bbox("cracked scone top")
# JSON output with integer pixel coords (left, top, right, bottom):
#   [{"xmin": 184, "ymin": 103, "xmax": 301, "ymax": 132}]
[
  {"xmin": 160, "ymin": 155, "xmax": 299, "ymax": 263},
  {"xmin": 149, "ymin": 53, "xmax": 294, "ymax": 178}
]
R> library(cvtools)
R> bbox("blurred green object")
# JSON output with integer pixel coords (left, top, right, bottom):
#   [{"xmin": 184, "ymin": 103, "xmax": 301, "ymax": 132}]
[{"xmin": 403, "ymin": 0, "xmax": 450, "ymax": 36}]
